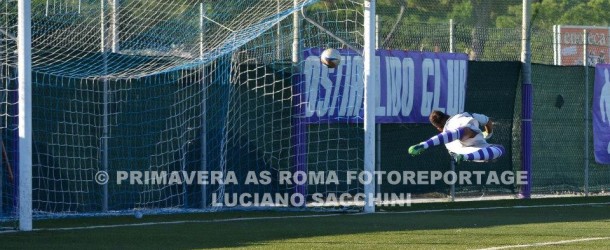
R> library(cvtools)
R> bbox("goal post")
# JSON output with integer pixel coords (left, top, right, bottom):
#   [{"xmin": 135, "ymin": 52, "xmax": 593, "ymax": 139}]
[
  {"xmin": 363, "ymin": 0, "xmax": 376, "ymax": 213},
  {"xmin": 18, "ymin": 0, "xmax": 32, "ymax": 232}
]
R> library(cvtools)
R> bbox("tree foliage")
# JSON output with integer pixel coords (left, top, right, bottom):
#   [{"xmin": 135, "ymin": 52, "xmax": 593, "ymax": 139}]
[{"xmin": 309, "ymin": 0, "xmax": 610, "ymax": 61}]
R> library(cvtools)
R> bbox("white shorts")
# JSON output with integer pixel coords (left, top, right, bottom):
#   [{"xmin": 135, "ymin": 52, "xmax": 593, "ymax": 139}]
[{"xmin": 445, "ymin": 140, "xmax": 491, "ymax": 155}]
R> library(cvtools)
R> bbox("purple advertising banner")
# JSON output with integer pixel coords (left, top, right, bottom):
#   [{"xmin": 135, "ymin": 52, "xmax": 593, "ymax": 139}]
[
  {"xmin": 594, "ymin": 64, "xmax": 610, "ymax": 164},
  {"xmin": 297, "ymin": 48, "xmax": 468, "ymax": 124}
]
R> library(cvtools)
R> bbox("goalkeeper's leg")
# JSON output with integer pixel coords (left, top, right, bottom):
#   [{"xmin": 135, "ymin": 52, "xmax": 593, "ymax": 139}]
[
  {"xmin": 409, "ymin": 127, "xmax": 467, "ymax": 156},
  {"xmin": 460, "ymin": 144, "xmax": 505, "ymax": 162}
]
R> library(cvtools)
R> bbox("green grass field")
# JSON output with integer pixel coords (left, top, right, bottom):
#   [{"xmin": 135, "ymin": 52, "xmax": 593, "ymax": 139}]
[{"xmin": 2, "ymin": 196, "xmax": 610, "ymax": 249}]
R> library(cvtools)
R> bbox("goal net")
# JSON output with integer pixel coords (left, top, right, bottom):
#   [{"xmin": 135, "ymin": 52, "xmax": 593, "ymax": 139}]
[{"xmin": 0, "ymin": 0, "xmax": 368, "ymax": 224}]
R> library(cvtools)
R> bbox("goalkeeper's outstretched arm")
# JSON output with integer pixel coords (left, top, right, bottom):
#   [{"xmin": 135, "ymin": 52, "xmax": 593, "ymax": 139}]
[{"xmin": 483, "ymin": 118, "xmax": 493, "ymax": 139}]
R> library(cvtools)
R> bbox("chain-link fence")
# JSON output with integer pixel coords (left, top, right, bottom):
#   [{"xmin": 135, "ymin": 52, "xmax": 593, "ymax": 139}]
[{"xmin": 370, "ymin": 0, "xmax": 610, "ymax": 197}]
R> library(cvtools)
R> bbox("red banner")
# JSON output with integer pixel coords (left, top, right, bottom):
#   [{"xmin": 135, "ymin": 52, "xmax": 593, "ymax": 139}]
[{"xmin": 554, "ymin": 25, "xmax": 610, "ymax": 65}]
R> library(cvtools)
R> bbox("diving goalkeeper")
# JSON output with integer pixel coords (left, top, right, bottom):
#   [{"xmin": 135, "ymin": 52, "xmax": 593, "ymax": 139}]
[{"xmin": 408, "ymin": 110, "xmax": 505, "ymax": 163}]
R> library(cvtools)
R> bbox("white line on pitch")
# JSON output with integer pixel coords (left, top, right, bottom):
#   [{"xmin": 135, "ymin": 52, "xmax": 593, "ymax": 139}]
[
  {"xmin": 1, "ymin": 201, "xmax": 608, "ymax": 234},
  {"xmin": 367, "ymin": 202, "xmax": 610, "ymax": 215},
  {"xmin": 0, "ymin": 213, "xmax": 342, "ymax": 234},
  {"xmin": 476, "ymin": 237, "xmax": 610, "ymax": 250}
]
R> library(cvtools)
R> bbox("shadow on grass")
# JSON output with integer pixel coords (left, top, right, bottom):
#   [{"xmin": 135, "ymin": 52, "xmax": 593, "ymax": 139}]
[{"xmin": 2, "ymin": 196, "xmax": 610, "ymax": 249}]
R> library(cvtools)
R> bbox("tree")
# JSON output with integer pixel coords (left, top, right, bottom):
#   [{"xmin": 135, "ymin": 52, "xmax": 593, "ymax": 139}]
[{"xmin": 496, "ymin": 0, "xmax": 610, "ymax": 30}]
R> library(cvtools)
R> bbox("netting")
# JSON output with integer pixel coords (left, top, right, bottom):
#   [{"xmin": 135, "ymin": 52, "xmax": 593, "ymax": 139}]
[
  {"xmin": 33, "ymin": 0, "xmax": 321, "ymax": 78},
  {"xmin": 0, "ymin": 0, "xmax": 371, "ymax": 223},
  {"xmin": 0, "ymin": 0, "xmax": 18, "ymax": 227},
  {"xmin": 529, "ymin": 65, "xmax": 610, "ymax": 194}
]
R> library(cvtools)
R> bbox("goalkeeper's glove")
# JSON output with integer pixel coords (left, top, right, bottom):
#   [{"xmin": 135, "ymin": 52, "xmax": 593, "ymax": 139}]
[
  {"xmin": 408, "ymin": 144, "xmax": 426, "ymax": 156},
  {"xmin": 482, "ymin": 131, "xmax": 493, "ymax": 140}
]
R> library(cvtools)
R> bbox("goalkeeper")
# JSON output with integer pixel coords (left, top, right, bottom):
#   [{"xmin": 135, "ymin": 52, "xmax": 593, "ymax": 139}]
[{"xmin": 408, "ymin": 110, "xmax": 505, "ymax": 163}]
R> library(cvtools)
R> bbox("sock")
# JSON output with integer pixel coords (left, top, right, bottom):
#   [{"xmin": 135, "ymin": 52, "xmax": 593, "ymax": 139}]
[
  {"xmin": 464, "ymin": 145, "xmax": 505, "ymax": 161},
  {"xmin": 421, "ymin": 128, "xmax": 466, "ymax": 149}
]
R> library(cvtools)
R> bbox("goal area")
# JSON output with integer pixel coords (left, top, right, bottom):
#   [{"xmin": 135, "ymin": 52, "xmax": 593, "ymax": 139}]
[{"xmin": 0, "ymin": 0, "xmax": 380, "ymax": 230}]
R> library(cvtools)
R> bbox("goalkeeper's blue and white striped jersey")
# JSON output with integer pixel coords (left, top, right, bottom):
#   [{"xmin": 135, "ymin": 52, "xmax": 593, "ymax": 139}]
[{"xmin": 444, "ymin": 112, "xmax": 489, "ymax": 152}]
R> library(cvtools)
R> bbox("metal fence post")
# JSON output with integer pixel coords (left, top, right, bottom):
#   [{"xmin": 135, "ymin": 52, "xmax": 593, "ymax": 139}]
[{"xmin": 583, "ymin": 29, "xmax": 590, "ymax": 197}]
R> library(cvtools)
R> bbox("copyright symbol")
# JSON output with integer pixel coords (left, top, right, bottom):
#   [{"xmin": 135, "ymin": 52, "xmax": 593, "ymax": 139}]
[{"xmin": 95, "ymin": 171, "xmax": 109, "ymax": 185}]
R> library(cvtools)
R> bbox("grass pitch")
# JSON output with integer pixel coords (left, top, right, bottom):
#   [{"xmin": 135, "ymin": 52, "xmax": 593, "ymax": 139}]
[{"xmin": 1, "ymin": 196, "xmax": 610, "ymax": 249}]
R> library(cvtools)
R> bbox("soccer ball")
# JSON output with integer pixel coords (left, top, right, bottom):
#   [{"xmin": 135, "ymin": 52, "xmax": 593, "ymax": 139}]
[{"xmin": 320, "ymin": 48, "xmax": 341, "ymax": 68}]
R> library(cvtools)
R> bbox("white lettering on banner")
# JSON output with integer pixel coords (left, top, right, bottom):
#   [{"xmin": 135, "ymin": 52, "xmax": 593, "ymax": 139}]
[
  {"xmin": 302, "ymin": 52, "xmax": 466, "ymax": 121},
  {"xmin": 387, "ymin": 57, "xmax": 400, "ymax": 116},
  {"xmin": 338, "ymin": 55, "xmax": 363, "ymax": 117},
  {"xmin": 377, "ymin": 55, "xmax": 385, "ymax": 116},
  {"xmin": 328, "ymin": 56, "xmax": 344, "ymax": 116},
  {"xmin": 338, "ymin": 55, "xmax": 351, "ymax": 117},
  {"xmin": 421, "ymin": 58, "xmax": 444, "ymax": 115},
  {"xmin": 384, "ymin": 56, "xmax": 416, "ymax": 117},
  {"xmin": 304, "ymin": 56, "xmax": 319, "ymax": 118},
  {"xmin": 348, "ymin": 56, "xmax": 364, "ymax": 117},
  {"xmin": 446, "ymin": 59, "xmax": 467, "ymax": 115},
  {"xmin": 316, "ymin": 63, "xmax": 332, "ymax": 117},
  {"xmin": 402, "ymin": 58, "xmax": 415, "ymax": 116}
]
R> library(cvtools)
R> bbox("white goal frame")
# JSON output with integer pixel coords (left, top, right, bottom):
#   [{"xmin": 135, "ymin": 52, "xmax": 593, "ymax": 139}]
[
  {"xmin": 18, "ymin": 0, "xmax": 33, "ymax": 231},
  {"xmin": 363, "ymin": 0, "xmax": 376, "ymax": 213}
]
